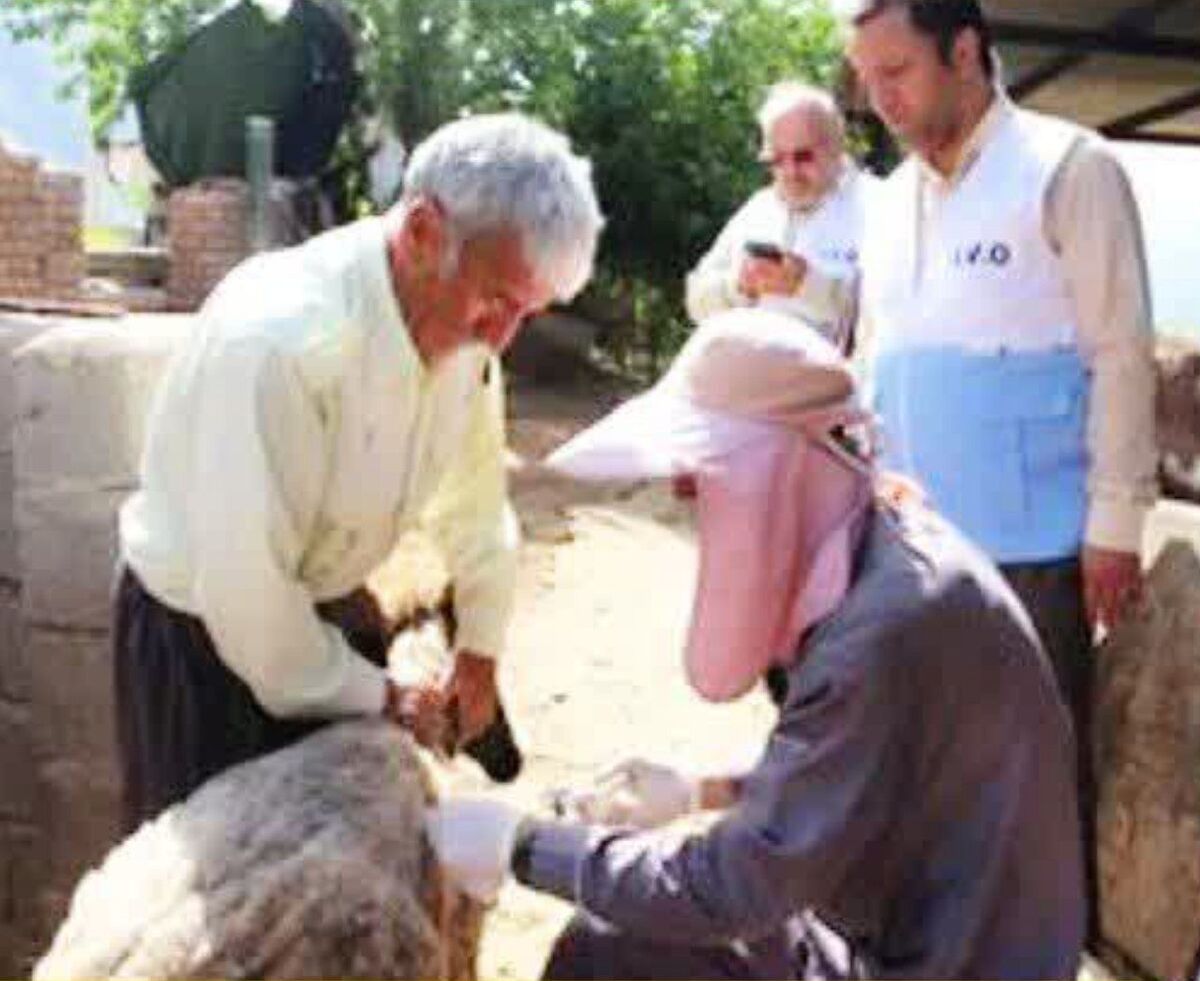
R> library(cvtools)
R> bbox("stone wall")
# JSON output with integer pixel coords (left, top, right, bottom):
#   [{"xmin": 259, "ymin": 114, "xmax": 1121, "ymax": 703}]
[
  {"xmin": 0, "ymin": 144, "xmax": 85, "ymax": 301},
  {"xmin": 167, "ymin": 179, "xmax": 250, "ymax": 312},
  {"xmin": 1095, "ymin": 539, "xmax": 1200, "ymax": 980},
  {"xmin": 0, "ymin": 314, "xmax": 191, "ymax": 974}
]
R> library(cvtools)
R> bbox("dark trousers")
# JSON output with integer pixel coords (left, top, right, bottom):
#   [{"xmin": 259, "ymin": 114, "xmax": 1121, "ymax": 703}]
[
  {"xmin": 542, "ymin": 911, "xmax": 858, "ymax": 981},
  {"xmin": 112, "ymin": 568, "xmax": 388, "ymax": 833},
  {"xmin": 999, "ymin": 557, "xmax": 1097, "ymax": 942},
  {"xmin": 543, "ymin": 912, "xmax": 789, "ymax": 981}
]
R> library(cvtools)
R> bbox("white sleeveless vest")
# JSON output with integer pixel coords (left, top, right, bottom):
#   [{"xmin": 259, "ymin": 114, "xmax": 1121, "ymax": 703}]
[
  {"xmin": 758, "ymin": 168, "xmax": 874, "ymax": 324},
  {"xmin": 862, "ymin": 107, "xmax": 1090, "ymax": 562}
]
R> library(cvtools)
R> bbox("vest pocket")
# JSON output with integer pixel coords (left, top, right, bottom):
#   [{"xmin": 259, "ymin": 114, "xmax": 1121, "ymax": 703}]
[
  {"xmin": 875, "ymin": 348, "xmax": 1086, "ymax": 553},
  {"xmin": 974, "ymin": 356, "xmax": 1087, "ymax": 534}
]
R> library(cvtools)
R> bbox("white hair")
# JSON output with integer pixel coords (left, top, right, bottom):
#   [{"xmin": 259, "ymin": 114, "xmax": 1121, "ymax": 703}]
[
  {"xmin": 756, "ymin": 81, "xmax": 845, "ymax": 146},
  {"xmin": 401, "ymin": 113, "xmax": 604, "ymax": 302}
]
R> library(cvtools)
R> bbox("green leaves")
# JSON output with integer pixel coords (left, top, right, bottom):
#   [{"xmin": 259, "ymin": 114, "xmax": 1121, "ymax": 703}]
[{"xmin": 4, "ymin": 0, "xmax": 230, "ymax": 138}]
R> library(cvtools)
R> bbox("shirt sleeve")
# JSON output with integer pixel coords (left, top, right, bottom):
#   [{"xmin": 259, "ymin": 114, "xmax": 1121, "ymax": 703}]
[
  {"xmin": 685, "ymin": 204, "xmax": 755, "ymax": 323},
  {"xmin": 1046, "ymin": 137, "xmax": 1159, "ymax": 552},
  {"xmin": 518, "ymin": 649, "xmax": 903, "ymax": 943},
  {"xmin": 421, "ymin": 356, "xmax": 519, "ymax": 658},
  {"xmin": 188, "ymin": 334, "xmax": 387, "ymax": 719}
]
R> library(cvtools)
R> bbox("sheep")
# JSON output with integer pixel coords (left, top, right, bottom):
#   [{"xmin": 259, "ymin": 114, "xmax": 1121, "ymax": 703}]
[
  {"xmin": 33, "ymin": 530, "xmax": 518, "ymax": 980},
  {"xmin": 33, "ymin": 720, "xmax": 484, "ymax": 980}
]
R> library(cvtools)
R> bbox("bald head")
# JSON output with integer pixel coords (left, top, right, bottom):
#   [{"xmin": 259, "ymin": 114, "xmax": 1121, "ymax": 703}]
[{"xmin": 756, "ymin": 82, "xmax": 846, "ymax": 208}]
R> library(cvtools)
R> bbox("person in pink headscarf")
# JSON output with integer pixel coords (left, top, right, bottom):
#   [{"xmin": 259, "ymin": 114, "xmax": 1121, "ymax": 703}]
[{"xmin": 426, "ymin": 310, "xmax": 1086, "ymax": 980}]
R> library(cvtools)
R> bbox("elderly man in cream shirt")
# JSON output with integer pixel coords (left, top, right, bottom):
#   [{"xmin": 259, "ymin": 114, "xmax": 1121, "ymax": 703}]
[
  {"xmin": 115, "ymin": 113, "xmax": 603, "ymax": 829},
  {"xmin": 685, "ymin": 81, "xmax": 875, "ymax": 345}
]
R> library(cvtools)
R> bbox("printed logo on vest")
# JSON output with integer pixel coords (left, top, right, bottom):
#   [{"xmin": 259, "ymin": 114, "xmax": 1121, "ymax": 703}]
[
  {"xmin": 952, "ymin": 242, "xmax": 1013, "ymax": 268},
  {"xmin": 821, "ymin": 247, "xmax": 859, "ymax": 266}
]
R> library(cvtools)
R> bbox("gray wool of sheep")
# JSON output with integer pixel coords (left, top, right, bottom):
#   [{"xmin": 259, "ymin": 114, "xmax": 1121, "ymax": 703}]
[{"xmin": 33, "ymin": 721, "xmax": 483, "ymax": 980}]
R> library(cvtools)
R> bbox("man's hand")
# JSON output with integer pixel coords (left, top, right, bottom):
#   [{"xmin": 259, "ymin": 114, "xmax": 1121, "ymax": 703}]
[
  {"xmin": 737, "ymin": 253, "xmax": 806, "ymax": 301},
  {"xmin": 425, "ymin": 797, "xmax": 525, "ymax": 904},
  {"xmin": 447, "ymin": 650, "xmax": 499, "ymax": 745},
  {"xmin": 1082, "ymin": 545, "xmax": 1143, "ymax": 633},
  {"xmin": 382, "ymin": 678, "xmax": 449, "ymax": 749}
]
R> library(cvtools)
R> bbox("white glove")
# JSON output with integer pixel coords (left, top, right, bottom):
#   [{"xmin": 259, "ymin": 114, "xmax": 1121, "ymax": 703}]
[
  {"xmin": 554, "ymin": 758, "xmax": 701, "ymax": 829},
  {"xmin": 425, "ymin": 797, "xmax": 525, "ymax": 904}
]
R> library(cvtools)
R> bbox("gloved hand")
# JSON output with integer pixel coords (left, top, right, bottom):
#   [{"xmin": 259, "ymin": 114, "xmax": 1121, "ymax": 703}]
[
  {"xmin": 425, "ymin": 797, "xmax": 526, "ymax": 904},
  {"xmin": 553, "ymin": 758, "xmax": 701, "ymax": 829}
]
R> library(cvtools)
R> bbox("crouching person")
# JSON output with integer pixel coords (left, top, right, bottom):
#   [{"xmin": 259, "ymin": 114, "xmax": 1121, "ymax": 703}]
[
  {"xmin": 115, "ymin": 112, "xmax": 603, "ymax": 830},
  {"xmin": 426, "ymin": 310, "xmax": 1085, "ymax": 979}
]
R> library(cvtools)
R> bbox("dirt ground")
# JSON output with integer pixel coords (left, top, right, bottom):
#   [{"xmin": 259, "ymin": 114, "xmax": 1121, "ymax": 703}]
[{"xmin": 427, "ymin": 364, "xmax": 778, "ymax": 978}]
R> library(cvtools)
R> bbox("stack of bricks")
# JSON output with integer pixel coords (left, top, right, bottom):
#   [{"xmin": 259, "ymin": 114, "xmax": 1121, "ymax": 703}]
[
  {"xmin": 0, "ymin": 142, "xmax": 84, "ymax": 302},
  {"xmin": 38, "ymin": 173, "xmax": 86, "ymax": 299},
  {"xmin": 167, "ymin": 178, "xmax": 250, "ymax": 311}
]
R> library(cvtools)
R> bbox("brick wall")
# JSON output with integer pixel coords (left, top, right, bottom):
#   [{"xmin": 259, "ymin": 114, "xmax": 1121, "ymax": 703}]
[
  {"xmin": 167, "ymin": 179, "xmax": 250, "ymax": 312},
  {"xmin": 0, "ymin": 143, "xmax": 84, "ymax": 302}
]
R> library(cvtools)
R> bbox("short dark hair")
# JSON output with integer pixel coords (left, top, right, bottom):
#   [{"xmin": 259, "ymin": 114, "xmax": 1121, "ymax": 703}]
[{"xmin": 852, "ymin": 0, "xmax": 995, "ymax": 80}]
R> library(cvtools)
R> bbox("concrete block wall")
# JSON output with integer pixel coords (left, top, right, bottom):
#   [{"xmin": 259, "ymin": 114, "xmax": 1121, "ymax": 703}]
[
  {"xmin": 167, "ymin": 178, "xmax": 250, "ymax": 312},
  {"xmin": 0, "ymin": 314, "xmax": 52, "ymax": 974},
  {"xmin": 0, "ymin": 314, "xmax": 191, "ymax": 974},
  {"xmin": 0, "ymin": 143, "xmax": 84, "ymax": 301}
]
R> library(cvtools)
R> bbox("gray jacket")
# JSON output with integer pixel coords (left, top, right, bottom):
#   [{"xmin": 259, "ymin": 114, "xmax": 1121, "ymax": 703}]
[{"xmin": 518, "ymin": 505, "xmax": 1085, "ymax": 979}]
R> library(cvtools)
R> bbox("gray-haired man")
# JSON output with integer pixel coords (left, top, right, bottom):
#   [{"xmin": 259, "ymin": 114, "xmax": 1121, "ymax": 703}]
[
  {"xmin": 115, "ymin": 113, "xmax": 604, "ymax": 828},
  {"xmin": 686, "ymin": 81, "xmax": 876, "ymax": 344}
]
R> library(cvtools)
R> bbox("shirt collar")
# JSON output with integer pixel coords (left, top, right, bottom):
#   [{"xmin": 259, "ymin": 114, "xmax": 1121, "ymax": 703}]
[
  {"xmin": 358, "ymin": 215, "xmax": 424, "ymax": 375},
  {"xmin": 918, "ymin": 89, "xmax": 1011, "ymax": 191}
]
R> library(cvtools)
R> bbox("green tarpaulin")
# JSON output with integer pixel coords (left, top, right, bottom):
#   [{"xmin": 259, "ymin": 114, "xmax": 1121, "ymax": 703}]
[{"xmin": 131, "ymin": 0, "xmax": 357, "ymax": 188}]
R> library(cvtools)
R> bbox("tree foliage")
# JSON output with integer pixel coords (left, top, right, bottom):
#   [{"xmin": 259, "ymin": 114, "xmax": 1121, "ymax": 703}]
[
  {"xmin": 457, "ymin": 0, "xmax": 844, "ymax": 369},
  {"xmin": 5, "ymin": 0, "xmax": 844, "ymax": 369}
]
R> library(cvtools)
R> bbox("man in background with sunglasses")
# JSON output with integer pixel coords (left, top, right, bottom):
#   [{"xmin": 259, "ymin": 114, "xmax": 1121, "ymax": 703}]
[{"xmin": 685, "ymin": 81, "xmax": 876, "ymax": 346}]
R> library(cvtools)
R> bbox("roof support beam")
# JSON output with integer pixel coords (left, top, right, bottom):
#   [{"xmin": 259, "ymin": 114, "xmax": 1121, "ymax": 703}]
[
  {"xmin": 993, "ymin": 19, "xmax": 1200, "ymax": 61},
  {"xmin": 1008, "ymin": 0, "xmax": 1191, "ymax": 100},
  {"xmin": 1103, "ymin": 85, "xmax": 1200, "ymax": 136},
  {"xmin": 1106, "ymin": 130, "xmax": 1200, "ymax": 145}
]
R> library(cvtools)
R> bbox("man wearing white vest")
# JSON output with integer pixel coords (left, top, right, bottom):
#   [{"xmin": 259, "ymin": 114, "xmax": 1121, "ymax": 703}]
[
  {"xmin": 685, "ymin": 81, "xmax": 875, "ymax": 345},
  {"xmin": 791, "ymin": 0, "xmax": 1157, "ymax": 942}
]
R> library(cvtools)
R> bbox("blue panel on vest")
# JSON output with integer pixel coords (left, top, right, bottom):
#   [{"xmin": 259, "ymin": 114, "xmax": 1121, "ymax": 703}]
[{"xmin": 873, "ymin": 348, "xmax": 1087, "ymax": 563}]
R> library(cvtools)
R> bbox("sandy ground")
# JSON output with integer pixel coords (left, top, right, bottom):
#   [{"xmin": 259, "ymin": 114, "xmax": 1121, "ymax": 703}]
[{"xmin": 423, "ymin": 369, "xmax": 778, "ymax": 979}]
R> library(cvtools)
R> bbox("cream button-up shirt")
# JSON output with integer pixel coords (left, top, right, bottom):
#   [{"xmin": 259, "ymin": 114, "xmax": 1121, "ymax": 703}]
[
  {"xmin": 804, "ymin": 96, "xmax": 1157, "ymax": 554},
  {"xmin": 120, "ymin": 217, "xmax": 519, "ymax": 719}
]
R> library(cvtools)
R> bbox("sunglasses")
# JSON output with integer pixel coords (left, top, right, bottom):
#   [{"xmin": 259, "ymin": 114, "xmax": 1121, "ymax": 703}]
[{"xmin": 758, "ymin": 147, "xmax": 818, "ymax": 169}]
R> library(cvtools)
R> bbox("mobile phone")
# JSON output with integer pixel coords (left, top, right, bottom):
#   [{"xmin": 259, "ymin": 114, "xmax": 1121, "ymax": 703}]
[{"xmin": 745, "ymin": 240, "xmax": 784, "ymax": 262}]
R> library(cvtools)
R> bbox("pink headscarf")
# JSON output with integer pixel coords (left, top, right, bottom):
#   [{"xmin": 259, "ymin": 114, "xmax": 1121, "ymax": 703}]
[{"xmin": 545, "ymin": 310, "xmax": 874, "ymax": 702}]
